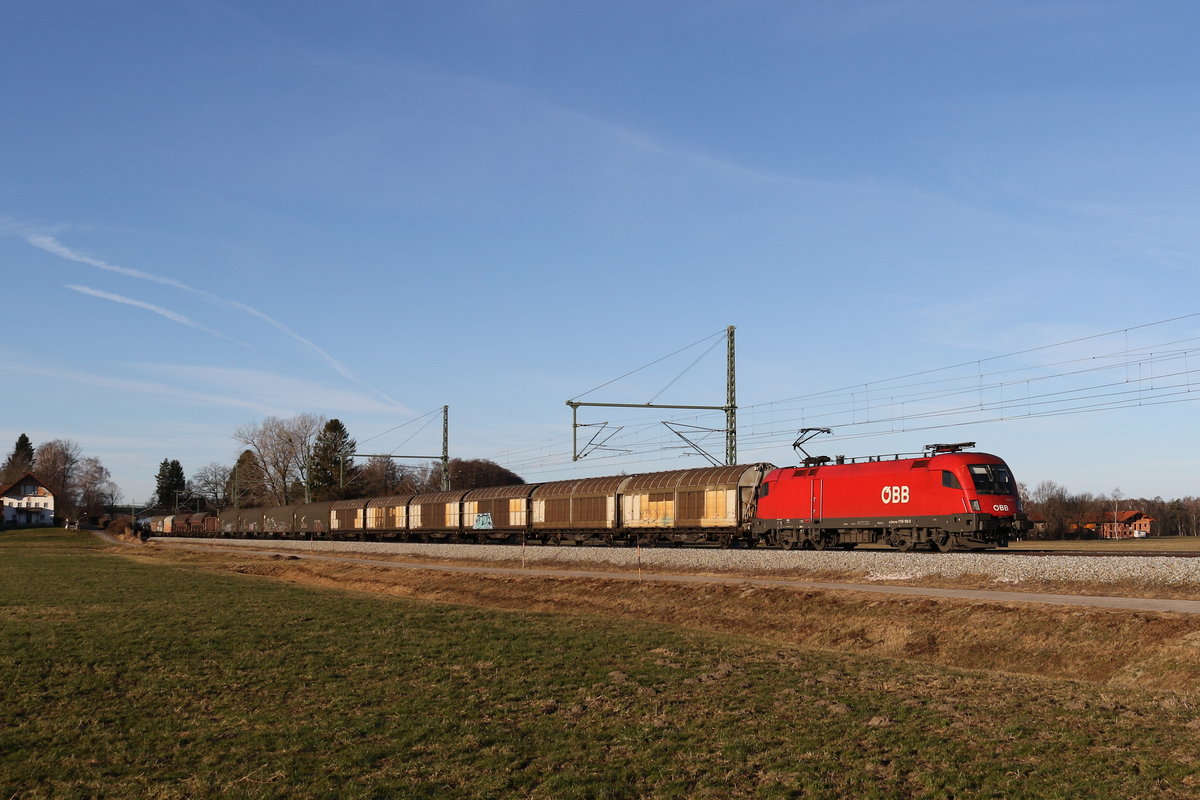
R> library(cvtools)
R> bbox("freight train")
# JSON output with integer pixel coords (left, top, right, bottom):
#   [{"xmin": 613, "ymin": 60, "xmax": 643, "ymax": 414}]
[{"xmin": 145, "ymin": 443, "xmax": 1030, "ymax": 552}]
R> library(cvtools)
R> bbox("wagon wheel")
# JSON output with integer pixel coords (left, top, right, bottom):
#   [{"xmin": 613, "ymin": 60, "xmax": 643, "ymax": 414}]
[
  {"xmin": 718, "ymin": 534, "xmax": 733, "ymax": 549},
  {"xmin": 930, "ymin": 532, "xmax": 954, "ymax": 553}
]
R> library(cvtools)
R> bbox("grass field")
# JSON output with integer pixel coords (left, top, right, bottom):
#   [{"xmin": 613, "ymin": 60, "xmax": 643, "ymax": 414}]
[
  {"xmin": 1006, "ymin": 536, "xmax": 1200, "ymax": 552},
  {"xmin": 5, "ymin": 529, "xmax": 1200, "ymax": 799}
]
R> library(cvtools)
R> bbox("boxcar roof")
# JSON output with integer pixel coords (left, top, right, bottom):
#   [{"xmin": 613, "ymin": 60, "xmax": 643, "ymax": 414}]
[
  {"xmin": 464, "ymin": 484, "xmax": 538, "ymax": 501},
  {"xmin": 622, "ymin": 464, "xmax": 770, "ymax": 491},
  {"xmin": 365, "ymin": 494, "xmax": 416, "ymax": 508},
  {"xmin": 411, "ymin": 489, "xmax": 470, "ymax": 504},
  {"xmin": 531, "ymin": 475, "xmax": 629, "ymax": 497},
  {"xmin": 330, "ymin": 498, "xmax": 370, "ymax": 509}
]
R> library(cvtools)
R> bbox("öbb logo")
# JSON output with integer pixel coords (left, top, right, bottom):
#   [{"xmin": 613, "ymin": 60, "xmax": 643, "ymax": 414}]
[{"xmin": 881, "ymin": 485, "xmax": 910, "ymax": 504}]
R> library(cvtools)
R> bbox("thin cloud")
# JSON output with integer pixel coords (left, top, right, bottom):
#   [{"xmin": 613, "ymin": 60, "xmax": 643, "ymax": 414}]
[
  {"xmin": 0, "ymin": 360, "xmax": 290, "ymax": 416},
  {"xmin": 22, "ymin": 230, "xmax": 406, "ymax": 409},
  {"xmin": 0, "ymin": 358, "xmax": 404, "ymax": 417},
  {"xmin": 140, "ymin": 364, "xmax": 411, "ymax": 415},
  {"xmin": 65, "ymin": 284, "xmax": 254, "ymax": 348}
]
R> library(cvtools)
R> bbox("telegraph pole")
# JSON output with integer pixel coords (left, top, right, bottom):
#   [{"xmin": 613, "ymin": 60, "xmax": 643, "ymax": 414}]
[{"xmin": 725, "ymin": 324, "xmax": 736, "ymax": 466}]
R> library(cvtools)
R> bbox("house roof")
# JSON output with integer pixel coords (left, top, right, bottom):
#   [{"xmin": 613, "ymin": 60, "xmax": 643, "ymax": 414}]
[{"xmin": 0, "ymin": 472, "xmax": 53, "ymax": 498}]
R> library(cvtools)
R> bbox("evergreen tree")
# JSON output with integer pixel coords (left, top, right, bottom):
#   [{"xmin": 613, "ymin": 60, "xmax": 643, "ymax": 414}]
[
  {"xmin": 1, "ymin": 433, "xmax": 36, "ymax": 485},
  {"xmin": 226, "ymin": 449, "xmax": 269, "ymax": 508},
  {"xmin": 309, "ymin": 419, "xmax": 357, "ymax": 501},
  {"xmin": 154, "ymin": 459, "xmax": 188, "ymax": 510}
]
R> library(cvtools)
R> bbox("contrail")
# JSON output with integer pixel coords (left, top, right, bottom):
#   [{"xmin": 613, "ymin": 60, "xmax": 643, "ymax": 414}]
[
  {"xmin": 65, "ymin": 284, "xmax": 254, "ymax": 348},
  {"xmin": 25, "ymin": 231, "xmax": 407, "ymax": 410}
]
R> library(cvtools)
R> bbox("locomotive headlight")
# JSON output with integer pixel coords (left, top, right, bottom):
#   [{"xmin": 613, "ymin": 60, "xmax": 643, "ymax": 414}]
[{"xmin": 970, "ymin": 500, "xmax": 981, "ymax": 512}]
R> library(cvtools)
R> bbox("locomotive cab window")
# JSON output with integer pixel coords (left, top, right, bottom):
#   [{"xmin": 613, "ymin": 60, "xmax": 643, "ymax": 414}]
[
  {"xmin": 941, "ymin": 471, "xmax": 963, "ymax": 490},
  {"xmin": 968, "ymin": 464, "xmax": 1016, "ymax": 495},
  {"xmin": 757, "ymin": 482, "xmax": 770, "ymax": 499}
]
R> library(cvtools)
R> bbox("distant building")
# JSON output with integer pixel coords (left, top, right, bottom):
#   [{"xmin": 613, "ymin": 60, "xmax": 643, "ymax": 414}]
[
  {"xmin": 1077, "ymin": 510, "xmax": 1155, "ymax": 539},
  {"xmin": 1, "ymin": 472, "xmax": 56, "ymax": 527}
]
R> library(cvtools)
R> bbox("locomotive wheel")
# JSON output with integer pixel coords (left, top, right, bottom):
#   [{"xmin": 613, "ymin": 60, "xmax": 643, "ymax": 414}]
[
  {"xmin": 812, "ymin": 535, "xmax": 829, "ymax": 551},
  {"xmin": 931, "ymin": 533, "xmax": 953, "ymax": 553},
  {"xmin": 895, "ymin": 537, "xmax": 914, "ymax": 553},
  {"xmin": 780, "ymin": 538, "xmax": 796, "ymax": 551}
]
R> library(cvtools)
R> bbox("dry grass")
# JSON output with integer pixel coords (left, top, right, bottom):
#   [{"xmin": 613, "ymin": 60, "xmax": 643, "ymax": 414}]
[
  {"xmin": 11, "ymin": 529, "xmax": 1200, "ymax": 799},
  {"xmin": 131, "ymin": 542, "xmax": 1200, "ymax": 690},
  {"xmin": 1008, "ymin": 536, "xmax": 1200, "ymax": 552}
]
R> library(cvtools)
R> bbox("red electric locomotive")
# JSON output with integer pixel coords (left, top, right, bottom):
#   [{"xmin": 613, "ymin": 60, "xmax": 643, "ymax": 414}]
[{"xmin": 752, "ymin": 442, "xmax": 1030, "ymax": 551}]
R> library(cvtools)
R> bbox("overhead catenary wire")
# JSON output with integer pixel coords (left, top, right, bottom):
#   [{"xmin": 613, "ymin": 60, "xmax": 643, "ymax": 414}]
[
  {"xmin": 568, "ymin": 328, "xmax": 729, "ymax": 403},
  {"xmin": 482, "ymin": 312, "xmax": 1200, "ymax": 476}
]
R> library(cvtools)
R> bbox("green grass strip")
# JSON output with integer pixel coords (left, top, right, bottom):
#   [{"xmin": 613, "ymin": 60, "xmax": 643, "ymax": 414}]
[{"xmin": 3, "ymin": 529, "xmax": 1200, "ymax": 799}]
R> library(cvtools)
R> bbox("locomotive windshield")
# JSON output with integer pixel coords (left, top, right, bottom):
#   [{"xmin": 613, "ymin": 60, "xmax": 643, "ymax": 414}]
[{"xmin": 968, "ymin": 463, "xmax": 1016, "ymax": 495}]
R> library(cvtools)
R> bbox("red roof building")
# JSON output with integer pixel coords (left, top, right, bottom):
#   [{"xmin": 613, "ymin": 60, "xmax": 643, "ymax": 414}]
[{"xmin": 1, "ymin": 472, "xmax": 55, "ymax": 527}]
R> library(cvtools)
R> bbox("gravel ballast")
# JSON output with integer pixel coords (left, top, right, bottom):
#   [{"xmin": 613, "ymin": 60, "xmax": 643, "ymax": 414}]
[{"xmin": 157, "ymin": 537, "xmax": 1200, "ymax": 588}]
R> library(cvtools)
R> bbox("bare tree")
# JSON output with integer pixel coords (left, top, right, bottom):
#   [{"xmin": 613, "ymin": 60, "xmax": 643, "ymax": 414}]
[
  {"xmin": 76, "ymin": 457, "xmax": 119, "ymax": 520},
  {"xmin": 233, "ymin": 414, "xmax": 325, "ymax": 505},
  {"xmin": 191, "ymin": 462, "xmax": 232, "ymax": 509},
  {"xmin": 34, "ymin": 439, "xmax": 82, "ymax": 518}
]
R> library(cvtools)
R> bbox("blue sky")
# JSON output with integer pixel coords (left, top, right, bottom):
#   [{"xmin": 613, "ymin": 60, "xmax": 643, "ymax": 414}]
[{"xmin": 5, "ymin": 0, "xmax": 1200, "ymax": 504}]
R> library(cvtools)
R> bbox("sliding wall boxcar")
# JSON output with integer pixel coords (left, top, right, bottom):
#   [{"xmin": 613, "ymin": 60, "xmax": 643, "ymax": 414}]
[
  {"xmin": 462, "ymin": 484, "xmax": 537, "ymax": 538},
  {"xmin": 410, "ymin": 490, "xmax": 470, "ymax": 535},
  {"xmin": 621, "ymin": 465, "xmax": 768, "ymax": 530},
  {"xmin": 365, "ymin": 495, "xmax": 416, "ymax": 534},
  {"xmin": 331, "ymin": 499, "xmax": 369, "ymax": 534},
  {"xmin": 531, "ymin": 475, "xmax": 629, "ymax": 531}
]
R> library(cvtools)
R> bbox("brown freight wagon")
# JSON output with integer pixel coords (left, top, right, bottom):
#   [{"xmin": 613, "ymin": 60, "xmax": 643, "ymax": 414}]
[
  {"xmin": 178, "ymin": 512, "xmax": 210, "ymax": 535},
  {"xmin": 620, "ymin": 464, "xmax": 771, "ymax": 546},
  {"xmin": 330, "ymin": 498, "xmax": 369, "ymax": 537},
  {"xmin": 530, "ymin": 475, "xmax": 629, "ymax": 544},
  {"xmin": 294, "ymin": 501, "xmax": 334, "ymax": 537},
  {"xmin": 261, "ymin": 505, "xmax": 299, "ymax": 536},
  {"xmin": 218, "ymin": 507, "xmax": 271, "ymax": 535},
  {"xmin": 409, "ymin": 490, "xmax": 469, "ymax": 540},
  {"xmin": 462, "ymin": 484, "xmax": 537, "ymax": 542},
  {"xmin": 364, "ymin": 495, "xmax": 416, "ymax": 538}
]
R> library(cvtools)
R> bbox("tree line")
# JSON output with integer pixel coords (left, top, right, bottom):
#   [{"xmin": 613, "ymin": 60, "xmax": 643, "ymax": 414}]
[
  {"xmin": 1021, "ymin": 480, "xmax": 1200, "ymax": 538},
  {"xmin": 1, "ymin": 433, "xmax": 122, "ymax": 525},
  {"xmin": 155, "ymin": 414, "xmax": 523, "ymax": 513}
]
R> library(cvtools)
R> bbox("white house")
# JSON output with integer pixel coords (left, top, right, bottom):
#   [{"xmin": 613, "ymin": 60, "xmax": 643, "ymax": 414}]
[{"xmin": 1, "ymin": 472, "xmax": 55, "ymax": 527}]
